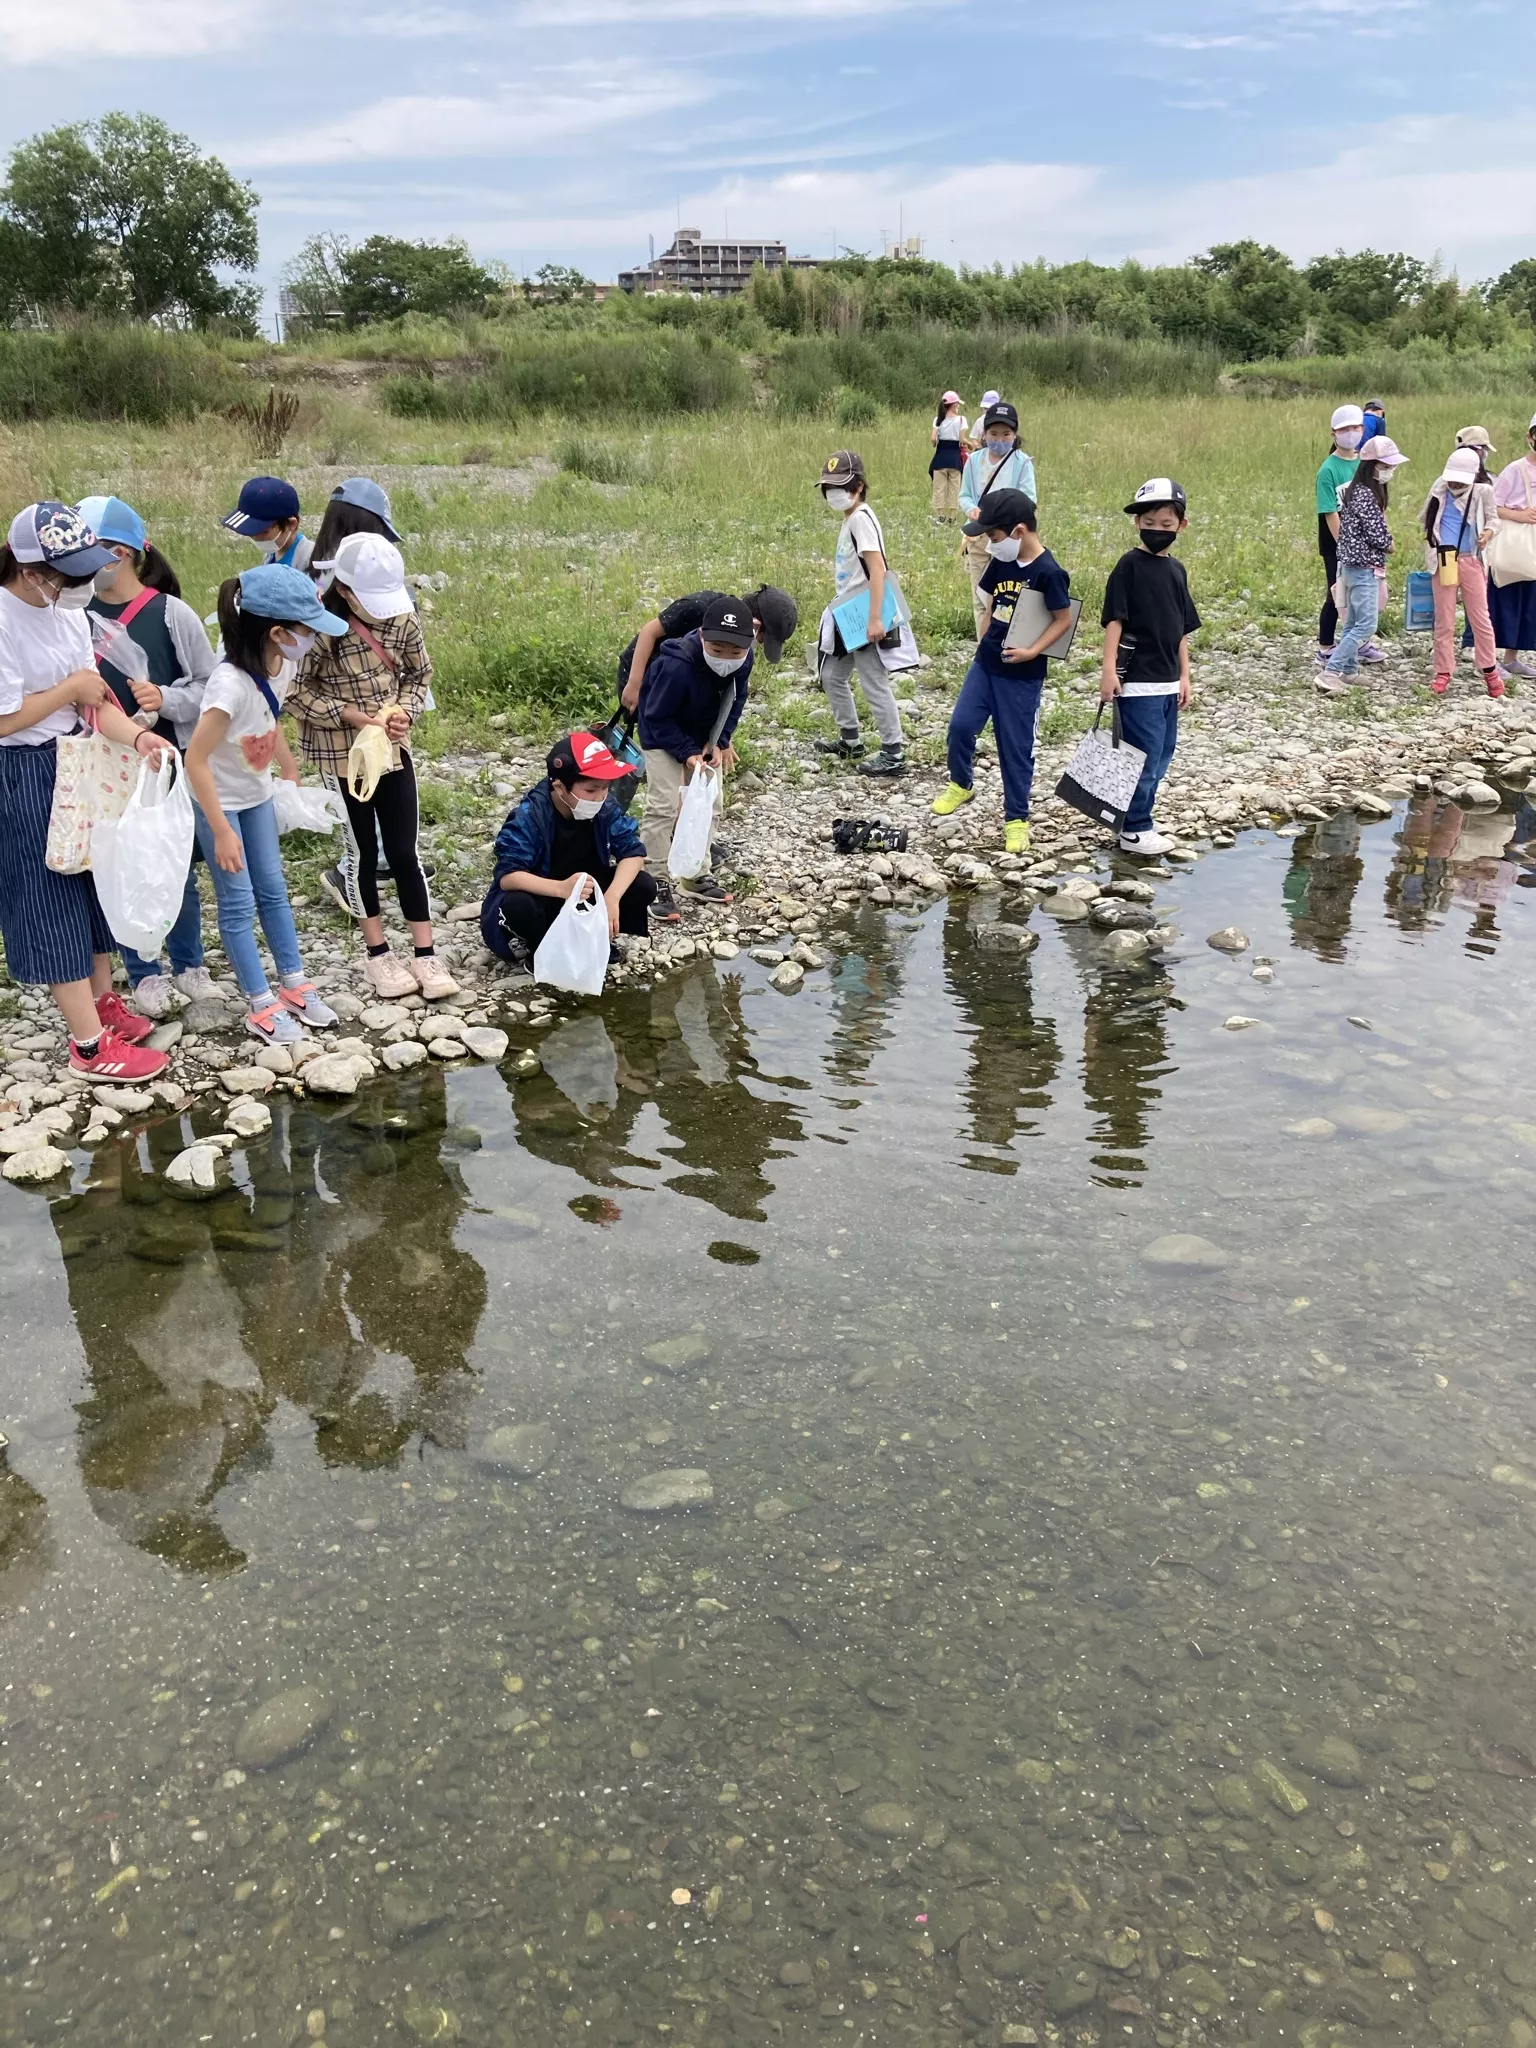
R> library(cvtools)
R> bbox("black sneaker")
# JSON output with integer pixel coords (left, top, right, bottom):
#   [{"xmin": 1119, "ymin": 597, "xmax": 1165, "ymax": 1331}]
[
  {"xmin": 857, "ymin": 745, "xmax": 907, "ymax": 778},
  {"xmin": 319, "ymin": 865, "xmax": 362, "ymax": 919},
  {"xmin": 815, "ymin": 733, "xmax": 866, "ymax": 759},
  {"xmin": 710, "ymin": 837, "xmax": 740, "ymax": 871},
  {"xmin": 681, "ymin": 874, "xmax": 733, "ymax": 904},
  {"xmin": 652, "ymin": 879, "xmax": 683, "ymax": 924}
]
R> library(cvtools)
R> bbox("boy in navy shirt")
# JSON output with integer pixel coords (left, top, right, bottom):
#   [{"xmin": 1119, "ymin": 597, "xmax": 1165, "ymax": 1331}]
[
  {"xmin": 1099, "ymin": 477, "xmax": 1200, "ymax": 857},
  {"xmin": 933, "ymin": 488, "xmax": 1073, "ymax": 854}
]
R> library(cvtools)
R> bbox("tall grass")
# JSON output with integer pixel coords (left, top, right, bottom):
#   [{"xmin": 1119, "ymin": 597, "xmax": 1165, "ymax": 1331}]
[
  {"xmin": 384, "ymin": 333, "xmax": 753, "ymax": 421},
  {"xmin": 1226, "ymin": 348, "xmax": 1536, "ymax": 399},
  {"xmin": 0, "ymin": 328, "xmax": 247, "ymax": 424}
]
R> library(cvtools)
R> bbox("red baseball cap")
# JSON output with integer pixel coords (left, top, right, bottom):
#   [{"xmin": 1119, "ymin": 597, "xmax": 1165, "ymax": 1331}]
[{"xmin": 548, "ymin": 730, "xmax": 629, "ymax": 782}]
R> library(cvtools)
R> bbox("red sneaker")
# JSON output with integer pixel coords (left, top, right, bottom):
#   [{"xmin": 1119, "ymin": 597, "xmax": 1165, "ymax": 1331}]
[
  {"xmin": 1431, "ymin": 673, "xmax": 1451, "ymax": 695},
  {"xmin": 96, "ymin": 990, "xmax": 155, "ymax": 1044},
  {"xmin": 1485, "ymin": 669, "xmax": 1506, "ymax": 699},
  {"xmin": 70, "ymin": 1029, "xmax": 169, "ymax": 1081}
]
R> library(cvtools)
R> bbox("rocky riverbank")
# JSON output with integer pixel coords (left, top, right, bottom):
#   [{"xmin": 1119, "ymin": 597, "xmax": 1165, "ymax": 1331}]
[{"xmin": 2, "ymin": 636, "xmax": 1532, "ymax": 1186}]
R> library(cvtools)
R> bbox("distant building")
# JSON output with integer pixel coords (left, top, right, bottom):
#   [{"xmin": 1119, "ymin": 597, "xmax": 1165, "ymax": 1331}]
[
  {"xmin": 277, "ymin": 287, "xmax": 342, "ymax": 341},
  {"xmin": 619, "ymin": 228, "xmax": 820, "ymax": 299}
]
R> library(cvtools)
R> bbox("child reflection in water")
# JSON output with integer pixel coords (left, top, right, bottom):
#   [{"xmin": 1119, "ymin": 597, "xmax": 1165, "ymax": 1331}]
[
  {"xmin": 1385, "ymin": 797, "xmax": 1518, "ymax": 951},
  {"xmin": 1283, "ymin": 813, "xmax": 1364, "ymax": 961}
]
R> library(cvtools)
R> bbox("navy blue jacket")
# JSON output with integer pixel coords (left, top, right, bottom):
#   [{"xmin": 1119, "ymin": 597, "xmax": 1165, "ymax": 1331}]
[
  {"xmin": 637, "ymin": 630, "xmax": 751, "ymax": 764},
  {"xmin": 484, "ymin": 779, "xmax": 644, "ymax": 900}
]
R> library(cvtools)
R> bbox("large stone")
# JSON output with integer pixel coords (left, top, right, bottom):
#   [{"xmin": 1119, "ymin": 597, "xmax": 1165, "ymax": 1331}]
[
  {"xmin": 974, "ymin": 922, "xmax": 1039, "ymax": 955},
  {"xmin": 1206, "ymin": 927, "xmax": 1250, "ymax": 952},
  {"xmin": 303, "ymin": 1054, "xmax": 371, "ymax": 1098},
  {"xmin": 382, "ymin": 1040, "xmax": 428, "ymax": 1072},
  {"xmin": 2, "ymin": 1145, "xmax": 69, "ymax": 1185},
  {"xmin": 769, "ymin": 961, "xmax": 805, "ymax": 992},
  {"xmin": 1296, "ymin": 1732, "xmax": 1364, "ymax": 1788},
  {"xmin": 1140, "ymin": 1233, "xmax": 1229, "ymax": 1271},
  {"xmin": 1091, "ymin": 899, "xmax": 1157, "ymax": 931},
  {"xmin": 165, "ymin": 1144, "xmax": 229, "ymax": 1194},
  {"xmin": 620, "ymin": 1469, "xmax": 714, "ymax": 1513},
  {"xmin": 360, "ymin": 1003, "xmax": 413, "ymax": 1032},
  {"xmin": 643, "ymin": 1332, "xmax": 711, "ymax": 1373},
  {"xmin": 0, "ymin": 1119, "xmax": 66, "ymax": 1158},
  {"xmin": 1100, "ymin": 930, "xmax": 1152, "ymax": 964},
  {"xmin": 478, "ymin": 1423, "xmax": 555, "ymax": 1478},
  {"xmin": 1040, "ymin": 892, "xmax": 1089, "ymax": 921},
  {"xmin": 218, "ymin": 1066, "xmax": 276, "ymax": 1097},
  {"xmin": 224, "ymin": 1097, "xmax": 273, "ymax": 1140},
  {"xmin": 1332, "ymin": 1103, "xmax": 1409, "ymax": 1136},
  {"xmin": 253, "ymin": 1045, "xmax": 293, "ymax": 1076},
  {"xmin": 234, "ymin": 1685, "xmax": 332, "ymax": 1768},
  {"xmin": 427, "ymin": 1036, "xmax": 469, "ymax": 1060},
  {"xmin": 462, "ymin": 1027, "xmax": 509, "ymax": 1062},
  {"xmin": 423, "ymin": 1012, "xmax": 468, "ymax": 1040},
  {"xmin": 860, "ymin": 1803, "xmax": 918, "ymax": 1837},
  {"xmin": 1458, "ymin": 779, "xmax": 1500, "ymax": 808},
  {"xmin": 1254, "ymin": 1758, "xmax": 1309, "ymax": 1816},
  {"xmin": 92, "ymin": 1084, "xmax": 156, "ymax": 1112}
]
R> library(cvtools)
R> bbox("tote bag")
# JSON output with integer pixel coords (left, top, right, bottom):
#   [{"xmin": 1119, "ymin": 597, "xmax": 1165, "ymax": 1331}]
[
  {"xmin": 1404, "ymin": 570, "xmax": 1435, "ymax": 634},
  {"xmin": 1054, "ymin": 702, "xmax": 1147, "ymax": 832},
  {"xmin": 45, "ymin": 708, "xmax": 139, "ymax": 874},
  {"xmin": 1486, "ymin": 467, "xmax": 1536, "ymax": 589}
]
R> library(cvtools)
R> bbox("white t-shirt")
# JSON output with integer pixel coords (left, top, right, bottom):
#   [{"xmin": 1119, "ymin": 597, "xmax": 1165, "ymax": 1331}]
[
  {"xmin": 935, "ymin": 414, "xmax": 967, "ymax": 442},
  {"xmin": 0, "ymin": 587, "xmax": 92, "ymax": 747},
  {"xmin": 834, "ymin": 506, "xmax": 886, "ymax": 599},
  {"xmin": 199, "ymin": 657, "xmax": 290, "ymax": 814}
]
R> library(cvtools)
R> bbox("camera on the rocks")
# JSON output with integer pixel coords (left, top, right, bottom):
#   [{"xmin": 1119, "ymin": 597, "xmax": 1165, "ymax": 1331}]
[{"xmin": 831, "ymin": 817, "xmax": 909, "ymax": 855}]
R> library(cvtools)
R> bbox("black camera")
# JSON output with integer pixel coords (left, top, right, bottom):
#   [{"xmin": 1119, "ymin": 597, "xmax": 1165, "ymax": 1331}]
[{"xmin": 831, "ymin": 817, "xmax": 909, "ymax": 855}]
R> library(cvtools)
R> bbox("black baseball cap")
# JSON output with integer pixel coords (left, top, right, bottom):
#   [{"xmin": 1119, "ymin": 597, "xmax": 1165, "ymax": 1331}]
[
  {"xmin": 701, "ymin": 596, "xmax": 755, "ymax": 649},
  {"xmin": 819, "ymin": 450, "xmax": 865, "ymax": 488},
  {"xmin": 962, "ymin": 487, "xmax": 1037, "ymax": 536},
  {"xmin": 982, "ymin": 401, "xmax": 1019, "ymax": 432},
  {"xmin": 746, "ymin": 585, "xmax": 798, "ymax": 662}
]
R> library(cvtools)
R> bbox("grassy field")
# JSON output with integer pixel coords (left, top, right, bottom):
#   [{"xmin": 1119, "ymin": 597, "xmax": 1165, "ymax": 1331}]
[{"xmin": 0, "ymin": 386, "xmax": 1522, "ymax": 763}]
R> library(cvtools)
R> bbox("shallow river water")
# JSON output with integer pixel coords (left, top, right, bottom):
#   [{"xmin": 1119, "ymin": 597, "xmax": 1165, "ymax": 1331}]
[{"xmin": 6, "ymin": 801, "xmax": 1536, "ymax": 2048}]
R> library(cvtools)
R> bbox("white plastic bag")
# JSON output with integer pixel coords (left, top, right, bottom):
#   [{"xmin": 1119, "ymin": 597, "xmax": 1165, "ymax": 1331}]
[
  {"xmin": 667, "ymin": 764, "xmax": 719, "ymax": 882},
  {"xmin": 533, "ymin": 876, "xmax": 610, "ymax": 997},
  {"xmin": 272, "ymin": 780, "xmax": 346, "ymax": 835},
  {"xmin": 91, "ymin": 751, "xmax": 196, "ymax": 958}
]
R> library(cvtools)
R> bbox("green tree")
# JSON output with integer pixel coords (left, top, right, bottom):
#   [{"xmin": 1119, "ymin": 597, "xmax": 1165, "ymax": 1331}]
[
  {"xmin": 1194, "ymin": 241, "xmax": 1311, "ymax": 359},
  {"xmin": 1487, "ymin": 258, "xmax": 1536, "ymax": 329},
  {"xmin": 280, "ymin": 232, "xmax": 350, "ymax": 333},
  {"xmin": 337, "ymin": 237, "xmax": 498, "ymax": 326},
  {"xmin": 531, "ymin": 262, "xmax": 590, "ymax": 303},
  {"xmin": 1, "ymin": 113, "xmax": 259, "ymax": 328},
  {"xmin": 1304, "ymin": 248, "xmax": 1430, "ymax": 350}
]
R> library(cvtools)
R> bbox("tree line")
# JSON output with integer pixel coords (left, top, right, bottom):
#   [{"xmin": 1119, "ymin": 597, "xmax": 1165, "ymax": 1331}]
[{"xmin": 4, "ymin": 110, "xmax": 1535, "ymax": 364}]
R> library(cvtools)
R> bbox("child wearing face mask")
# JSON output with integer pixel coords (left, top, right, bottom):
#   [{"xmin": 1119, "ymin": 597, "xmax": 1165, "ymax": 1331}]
[
  {"xmin": 636, "ymin": 594, "xmax": 755, "ymax": 910},
  {"xmin": 220, "ymin": 476, "xmax": 313, "ymax": 574},
  {"xmin": 1421, "ymin": 448, "xmax": 1503, "ymax": 698},
  {"xmin": 286, "ymin": 534, "xmax": 456, "ymax": 998},
  {"xmin": 0, "ymin": 502, "xmax": 179, "ymax": 1080},
  {"xmin": 814, "ymin": 451, "xmax": 908, "ymax": 778},
  {"xmin": 1318, "ymin": 436, "xmax": 1409, "ymax": 692},
  {"xmin": 184, "ymin": 566, "xmax": 344, "ymax": 1046},
  {"xmin": 958, "ymin": 402, "xmax": 1037, "ymax": 637},
  {"xmin": 78, "ymin": 494, "xmax": 219, "ymax": 1019},
  {"xmin": 1100, "ymin": 479, "xmax": 1201, "ymax": 858}
]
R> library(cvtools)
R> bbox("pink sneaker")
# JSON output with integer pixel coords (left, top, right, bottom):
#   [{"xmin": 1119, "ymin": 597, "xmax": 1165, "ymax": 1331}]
[
  {"xmin": 70, "ymin": 1029, "xmax": 169, "ymax": 1080},
  {"xmin": 363, "ymin": 949, "xmax": 418, "ymax": 1000},
  {"xmin": 410, "ymin": 952, "xmax": 460, "ymax": 1001},
  {"xmin": 96, "ymin": 990, "xmax": 155, "ymax": 1044},
  {"xmin": 1485, "ymin": 669, "xmax": 1506, "ymax": 699},
  {"xmin": 1431, "ymin": 673, "xmax": 1451, "ymax": 695}
]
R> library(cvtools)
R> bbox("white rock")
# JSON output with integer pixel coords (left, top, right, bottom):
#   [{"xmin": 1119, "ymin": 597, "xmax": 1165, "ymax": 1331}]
[
  {"xmin": 92, "ymin": 1084, "xmax": 156, "ymax": 1112},
  {"xmin": 360, "ymin": 1004, "xmax": 412, "ymax": 1033},
  {"xmin": 380, "ymin": 1019, "xmax": 419, "ymax": 1043},
  {"xmin": 302, "ymin": 1053, "xmax": 370, "ymax": 1097},
  {"xmin": 1223, "ymin": 1014, "xmax": 1260, "ymax": 1030},
  {"xmin": 428, "ymin": 1036, "xmax": 469, "ymax": 1059},
  {"xmin": 1458, "ymin": 780, "xmax": 1500, "ymax": 807},
  {"xmin": 2, "ymin": 1144, "xmax": 69, "ymax": 1185},
  {"xmin": 327, "ymin": 992, "xmax": 367, "ymax": 1021},
  {"xmin": 382, "ymin": 1039, "xmax": 429, "ymax": 1071},
  {"xmin": 462, "ymin": 1026, "xmax": 509, "ymax": 1062},
  {"xmin": 0, "ymin": 1120, "xmax": 62, "ymax": 1157},
  {"xmin": 1140, "ymin": 1233, "xmax": 1230, "ymax": 1271},
  {"xmin": 224, "ymin": 1097, "xmax": 273, "ymax": 1139},
  {"xmin": 253, "ymin": 1045, "xmax": 294, "ymax": 1076},
  {"xmin": 445, "ymin": 901, "xmax": 481, "ymax": 923},
  {"xmin": 165, "ymin": 1144, "xmax": 226, "ymax": 1191},
  {"xmin": 711, "ymin": 940, "xmax": 740, "ymax": 961},
  {"xmin": 219, "ymin": 1066, "xmax": 276, "ymax": 1096},
  {"xmin": 1207, "ymin": 927, "xmax": 1250, "ymax": 952},
  {"xmin": 769, "ymin": 960, "xmax": 805, "ymax": 992}
]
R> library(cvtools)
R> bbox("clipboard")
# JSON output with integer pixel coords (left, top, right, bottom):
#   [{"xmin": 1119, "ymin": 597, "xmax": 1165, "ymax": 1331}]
[
  {"xmin": 830, "ymin": 573, "xmax": 911, "ymax": 653},
  {"xmin": 1002, "ymin": 586, "xmax": 1082, "ymax": 662}
]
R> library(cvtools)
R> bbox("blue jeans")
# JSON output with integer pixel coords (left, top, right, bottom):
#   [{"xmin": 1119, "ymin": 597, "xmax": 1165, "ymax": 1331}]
[
  {"xmin": 1326, "ymin": 563, "xmax": 1380, "ymax": 675},
  {"xmin": 946, "ymin": 660, "xmax": 1043, "ymax": 821},
  {"xmin": 122, "ymin": 855, "xmax": 205, "ymax": 986},
  {"xmin": 192, "ymin": 797, "xmax": 302, "ymax": 1000},
  {"xmin": 1117, "ymin": 693, "xmax": 1179, "ymax": 834}
]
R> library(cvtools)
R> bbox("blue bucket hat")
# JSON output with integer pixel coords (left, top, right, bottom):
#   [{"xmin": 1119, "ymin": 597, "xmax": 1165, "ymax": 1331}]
[
  {"xmin": 330, "ymin": 476, "xmax": 401, "ymax": 543},
  {"xmin": 236, "ymin": 563, "xmax": 346, "ymax": 634},
  {"xmin": 75, "ymin": 495, "xmax": 148, "ymax": 552}
]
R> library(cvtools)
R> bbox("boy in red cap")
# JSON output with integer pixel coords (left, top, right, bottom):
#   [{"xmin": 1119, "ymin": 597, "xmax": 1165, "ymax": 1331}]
[{"xmin": 481, "ymin": 730, "xmax": 656, "ymax": 964}]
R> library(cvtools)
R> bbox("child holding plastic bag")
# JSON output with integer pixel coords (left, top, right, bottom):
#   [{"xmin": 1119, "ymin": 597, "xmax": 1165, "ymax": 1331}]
[
  {"xmin": 480, "ymin": 731, "xmax": 656, "ymax": 972},
  {"xmin": 287, "ymin": 534, "xmax": 457, "ymax": 1001},
  {"xmin": 183, "ymin": 565, "xmax": 343, "ymax": 1048},
  {"xmin": 79, "ymin": 493, "xmax": 218, "ymax": 1017}
]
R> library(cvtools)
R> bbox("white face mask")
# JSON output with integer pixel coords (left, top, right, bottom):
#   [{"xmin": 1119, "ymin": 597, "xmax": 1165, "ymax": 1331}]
[
  {"xmin": 703, "ymin": 650, "xmax": 747, "ymax": 677},
  {"xmin": 986, "ymin": 537, "xmax": 1022, "ymax": 563},
  {"xmin": 278, "ymin": 628, "xmax": 316, "ymax": 663},
  {"xmin": 570, "ymin": 795, "xmax": 604, "ymax": 820},
  {"xmin": 55, "ymin": 580, "xmax": 95, "ymax": 610},
  {"xmin": 824, "ymin": 488, "xmax": 854, "ymax": 512}
]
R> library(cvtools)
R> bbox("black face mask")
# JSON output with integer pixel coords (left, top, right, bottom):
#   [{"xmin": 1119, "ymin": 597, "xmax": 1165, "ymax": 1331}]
[{"xmin": 1139, "ymin": 528, "xmax": 1177, "ymax": 554}]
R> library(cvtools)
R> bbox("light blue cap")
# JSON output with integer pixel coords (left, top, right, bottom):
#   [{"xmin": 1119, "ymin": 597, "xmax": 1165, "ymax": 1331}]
[
  {"xmin": 331, "ymin": 476, "xmax": 401, "ymax": 543},
  {"xmin": 237, "ymin": 563, "xmax": 346, "ymax": 634},
  {"xmin": 75, "ymin": 495, "xmax": 147, "ymax": 551}
]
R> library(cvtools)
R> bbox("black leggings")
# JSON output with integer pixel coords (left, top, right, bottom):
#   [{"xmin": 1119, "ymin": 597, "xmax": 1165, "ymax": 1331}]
[
  {"xmin": 325, "ymin": 755, "xmax": 430, "ymax": 923},
  {"xmin": 490, "ymin": 870, "xmax": 657, "ymax": 957},
  {"xmin": 1319, "ymin": 526, "xmax": 1340, "ymax": 648}
]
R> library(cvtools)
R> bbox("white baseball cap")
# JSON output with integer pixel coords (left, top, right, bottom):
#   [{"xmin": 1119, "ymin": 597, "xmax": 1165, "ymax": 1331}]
[
  {"xmin": 979, "ymin": 389, "xmax": 1000, "ymax": 409},
  {"xmin": 331, "ymin": 533, "xmax": 413, "ymax": 619},
  {"xmin": 1330, "ymin": 404, "xmax": 1365, "ymax": 432},
  {"xmin": 1358, "ymin": 434, "xmax": 1408, "ymax": 468},
  {"xmin": 1440, "ymin": 448, "xmax": 1482, "ymax": 486}
]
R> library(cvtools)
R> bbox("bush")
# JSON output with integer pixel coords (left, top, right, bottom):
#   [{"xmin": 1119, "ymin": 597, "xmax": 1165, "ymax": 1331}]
[
  {"xmin": 553, "ymin": 433, "xmax": 650, "ymax": 485},
  {"xmin": 836, "ymin": 387, "xmax": 882, "ymax": 428},
  {"xmin": 383, "ymin": 332, "xmax": 752, "ymax": 422},
  {"xmin": 1224, "ymin": 347, "xmax": 1536, "ymax": 398},
  {"xmin": 0, "ymin": 325, "xmax": 247, "ymax": 422}
]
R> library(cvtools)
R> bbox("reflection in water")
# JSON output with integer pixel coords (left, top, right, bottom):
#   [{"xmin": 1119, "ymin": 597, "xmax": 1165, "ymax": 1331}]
[
  {"xmin": 1382, "ymin": 795, "xmax": 1521, "ymax": 957},
  {"xmin": 1283, "ymin": 811, "xmax": 1364, "ymax": 960},
  {"xmin": 942, "ymin": 900, "xmax": 1059, "ymax": 1172},
  {"xmin": 11, "ymin": 807, "xmax": 1536, "ymax": 2044}
]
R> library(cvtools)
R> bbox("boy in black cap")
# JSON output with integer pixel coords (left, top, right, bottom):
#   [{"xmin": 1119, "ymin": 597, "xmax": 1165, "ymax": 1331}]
[
  {"xmin": 619, "ymin": 585, "xmax": 797, "ymax": 712},
  {"xmin": 934, "ymin": 488, "xmax": 1073, "ymax": 854},
  {"xmin": 481, "ymin": 729, "xmax": 655, "ymax": 963},
  {"xmin": 814, "ymin": 450, "xmax": 907, "ymax": 776},
  {"xmin": 1099, "ymin": 478, "xmax": 1200, "ymax": 858},
  {"xmin": 637, "ymin": 594, "xmax": 755, "ymax": 908}
]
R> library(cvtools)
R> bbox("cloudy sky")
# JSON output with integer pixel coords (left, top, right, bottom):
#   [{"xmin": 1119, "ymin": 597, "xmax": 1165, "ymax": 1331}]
[{"xmin": 2, "ymin": 0, "xmax": 1530, "ymax": 317}]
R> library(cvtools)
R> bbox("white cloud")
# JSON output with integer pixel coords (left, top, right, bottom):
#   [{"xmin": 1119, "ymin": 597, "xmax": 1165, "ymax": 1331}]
[
  {"xmin": 232, "ymin": 65, "xmax": 710, "ymax": 167},
  {"xmin": 0, "ymin": 0, "xmax": 252, "ymax": 62},
  {"xmin": 511, "ymin": 0, "xmax": 942, "ymax": 19}
]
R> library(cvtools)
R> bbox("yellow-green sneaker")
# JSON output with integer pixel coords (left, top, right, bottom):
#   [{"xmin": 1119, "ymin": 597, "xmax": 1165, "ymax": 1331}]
[
  {"xmin": 1004, "ymin": 819, "xmax": 1031, "ymax": 855},
  {"xmin": 931, "ymin": 782, "xmax": 974, "ymax": 817}
]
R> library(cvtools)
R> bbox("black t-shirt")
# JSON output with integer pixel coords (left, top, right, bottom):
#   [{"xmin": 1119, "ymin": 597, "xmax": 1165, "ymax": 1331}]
[
  {"xmin": 549, "ymin": 812, "xmax": 608, "ymax": 887},
  {"xmin": 88, "ymin": 590, "xmax": 180, "ymax": 739},
  {"xmin": 1100, "ymin": 549, "xmax": 1201, "ymax": 685},
  {"xmin": 618, "ymin": 590, "xmax": 727, "ymax": 686},
  {"xmin": 977, "ymin": 547, "xmax": 1072, "ymax": 682}
]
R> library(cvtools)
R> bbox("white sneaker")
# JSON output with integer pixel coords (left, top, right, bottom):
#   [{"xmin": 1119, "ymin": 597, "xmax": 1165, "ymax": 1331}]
[
  {"xmin": 1118, "ymin": 828, "xmax": 1174, "ymax": 857},
  {"xmin": 173, "ymin": 966, "xmax": 220, "ymax": 1002},
  {"xmin": 130, "ymin": 972, "xmax": 178, "ymax": 1019}
]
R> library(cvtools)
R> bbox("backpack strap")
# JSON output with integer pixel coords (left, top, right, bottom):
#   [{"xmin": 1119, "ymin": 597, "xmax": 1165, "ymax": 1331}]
[{"xmin": 348, "ymin": 618, "xmax": 399, "ymax": 674}]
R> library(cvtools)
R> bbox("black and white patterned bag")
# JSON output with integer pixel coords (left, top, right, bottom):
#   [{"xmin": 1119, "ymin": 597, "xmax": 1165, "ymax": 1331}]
[{"xmin": 1054, "ymin": 702, "xmax": 1147, "ymax": 831}]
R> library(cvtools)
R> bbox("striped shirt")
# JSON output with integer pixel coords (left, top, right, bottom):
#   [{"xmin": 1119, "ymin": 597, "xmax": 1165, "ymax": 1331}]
[{"xmin": 287, "ymin": 609, "xmax": 432, "ymax": 776}]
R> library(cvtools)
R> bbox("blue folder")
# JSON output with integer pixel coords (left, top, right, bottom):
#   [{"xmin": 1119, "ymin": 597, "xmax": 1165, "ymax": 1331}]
[{"xmin": 830, "ymin": 577, "xmax": 909, "ymax": 652}]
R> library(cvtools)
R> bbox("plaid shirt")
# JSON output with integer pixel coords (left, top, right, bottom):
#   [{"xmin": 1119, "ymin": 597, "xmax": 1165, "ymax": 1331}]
[{"xmin": 288, "ymin": 610, "xmax": 433, "ymax": 776}]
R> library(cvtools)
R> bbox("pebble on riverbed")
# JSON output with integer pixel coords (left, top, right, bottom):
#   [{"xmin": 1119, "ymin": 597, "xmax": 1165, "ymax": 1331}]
[
  {"xmin": 618, "ymin": 1469, "xmax": 714, "ymax": 1512},
  {"xmin": 233, "ymin": 1685, "xmax": 333, "ymax": 1769}
]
